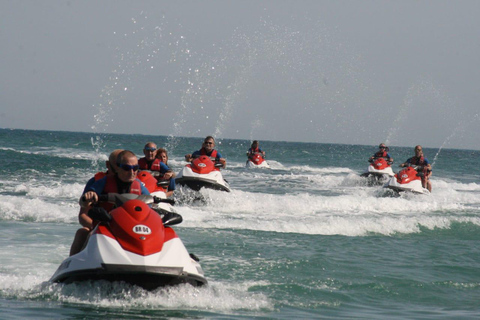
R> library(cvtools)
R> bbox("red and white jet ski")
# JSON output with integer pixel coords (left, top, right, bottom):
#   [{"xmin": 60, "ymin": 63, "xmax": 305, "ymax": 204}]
[
  {"xmin": 246, "ymin": 152, "xmax": 270, "ymax": 169},
  {"xmin": 175, "ymin": 155, "xmax": 231, "ymax": 192},
  {"xmin": 50, "ymin": 194, "xmax": 207, "ymax": 290},
  {"xmin": 361, "ymin": 158, "xmax": 394, "ymax": 183},
  {"xmin": 137, "ymin": 170, "xmax": 176, "ymax": 215},
  {"xmin": 383, "ymin": 165, "xmax": 430, "ymax": 195}
]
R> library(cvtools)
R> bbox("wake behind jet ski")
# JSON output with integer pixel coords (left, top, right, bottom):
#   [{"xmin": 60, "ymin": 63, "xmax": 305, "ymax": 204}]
[
  {"xmin": 383, "ymin": 165, "xmax": 430, "ymax": 195},
  {"xmin": 50, "ymin": 193, "xmax": 207, "ymax": 290},
  {"xmin": 176, "ymin": 155, "xmax": 231, "ymax": 192}
]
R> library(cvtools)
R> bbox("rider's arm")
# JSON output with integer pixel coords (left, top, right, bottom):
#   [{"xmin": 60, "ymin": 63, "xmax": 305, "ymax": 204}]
[
  {"xmin": 139, "ymin": 180, "xmax": 151, "ymax": 195},
  {"xmin": 78, "ymin": 207, "xmax": 93, "ymax": 229}
]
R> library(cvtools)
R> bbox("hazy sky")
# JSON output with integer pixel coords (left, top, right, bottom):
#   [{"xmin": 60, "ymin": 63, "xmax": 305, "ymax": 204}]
[{"xmin": 1, "ymin": 1, "xmax": 479, "ymax": 149}]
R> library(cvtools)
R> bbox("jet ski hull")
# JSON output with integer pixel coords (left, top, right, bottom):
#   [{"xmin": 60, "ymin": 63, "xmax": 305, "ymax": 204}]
[
  {"xmin": 176, "ymin": 164, "xmax": 231, "ymax": 192},
  {"xmin": 246, "ymin": 160, "xmax": 270, "ymax": 169},
  {"xmin": 50, "ymin": 197, "xmax": 208, "ymax": 290},
  {"xmin": 383, "ymin": 167, "xmax": 430, "ymax": 195},
  {"xmin": 52, "ymin": 264, "xmax": 206, "ymax": 290}
]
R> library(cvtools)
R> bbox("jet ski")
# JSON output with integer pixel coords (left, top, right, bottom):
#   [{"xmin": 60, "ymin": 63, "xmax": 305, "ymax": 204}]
[
  {"xmin": 246, "ymin": 152, "xmax": 270, "ymax": 169},
  {"xmin": 361, "ymin": 158, "xmax": 394, "ymax": 183},
  {"xmin": 383, "ymin": 165, "xmax": 430, "ymax": 195},
  {"xmin": 175, "ymin": 155, "xmax": 231, "ymax": 192},
  {"xmin": 137, "ymin": 170, "xmax": 176, "ymax": 215},
  {"xmin": 50, "ymin": 193, "xmax": 208, "ymax": 290}
]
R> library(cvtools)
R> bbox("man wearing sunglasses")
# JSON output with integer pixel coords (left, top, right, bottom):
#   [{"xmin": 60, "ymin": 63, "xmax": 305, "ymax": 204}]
[
  {"xmin": 81, "ymin": 150, "xmax": 150, "ymax": 208},
  {"xmin": 400, "ymin": 145, "xmax": 432, "ymax": 192},
  {"xmin": 369, "ymin": 143, "xmax": 393, "ymax": 163},
  {"xmin": 184, "ymin": 136, "xmax": 227, "ymax": 168},
  {"xmin": 138, "ymin": 142, "xmax": 175, "ymax": 196}
]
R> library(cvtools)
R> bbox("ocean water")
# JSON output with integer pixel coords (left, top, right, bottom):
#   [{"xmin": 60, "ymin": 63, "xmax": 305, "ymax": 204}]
[{"xmin": 1, "ymin": 128, "xmax": 479, "ymax": 319}]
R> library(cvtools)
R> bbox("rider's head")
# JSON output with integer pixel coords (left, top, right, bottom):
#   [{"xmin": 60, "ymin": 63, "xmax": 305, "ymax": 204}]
[
  {"xmin": 379, "ymin": 143, "xmax": 387, "ymax": 149},
  {"xmin": 116, "ymin": 150, "xmax": 139, "ymax": 183},
  {"xmin": 143, "ymin": 142, "xmax": 157, "ymax": 161},
  {"xmin": 106, "ymin": 149, "xmax": 123, "ymax": 174},
  {"xmin": 203, "ymin": 136, "xmax": 215, "ymax": 152},
  {"xmin": 156, "ymin": 148, "xmax": 168, "ymax": 164},
  {"xmin": 252, "ymin": 140, "xmax": 259, "ymax": 148},
  {"xmin": 415, "ymin": 145, "xmax": 423, "ymax": 156}
]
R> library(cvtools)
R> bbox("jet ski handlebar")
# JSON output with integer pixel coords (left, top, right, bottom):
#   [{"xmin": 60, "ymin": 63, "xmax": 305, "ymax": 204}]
[{"xmin": 82, "ymin": 193, "xmax": 175, "ymax": 207}]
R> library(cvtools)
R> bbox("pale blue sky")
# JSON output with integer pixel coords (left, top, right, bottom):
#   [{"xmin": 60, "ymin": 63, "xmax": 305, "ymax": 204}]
[{"xmin": 1, "ymin": 1, "xmax": 479, "ymax": 149}]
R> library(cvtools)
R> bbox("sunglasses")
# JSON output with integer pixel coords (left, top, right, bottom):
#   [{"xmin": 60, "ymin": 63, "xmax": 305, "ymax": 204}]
[
  {"xmin": 118, "ymin": 164, "xmax": 139, "ymax": 172},
  {"xmin": 204, "ymin": 142, "xmax": 214, "ymax": 145},
  {"xmin": 379, "ymin": 146, "xmax": 386, "ymax": 149},
  {"xmin": 144, "ymin": 147, "xmax": 157, "ymax": 152}
]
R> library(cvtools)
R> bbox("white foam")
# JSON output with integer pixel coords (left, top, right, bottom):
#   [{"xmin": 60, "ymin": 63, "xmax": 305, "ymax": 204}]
[
  {"xmin": 175, "ymin": 181, "xmax": 480, "ymax": 236},
  {"xmin": 0, "ymin": 195, "xmax": 77, "ymax": 223}
]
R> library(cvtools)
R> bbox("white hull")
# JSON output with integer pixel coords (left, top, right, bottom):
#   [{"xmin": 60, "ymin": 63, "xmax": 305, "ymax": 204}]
[
  {"xmin": 246, "ymin": 160, "xmax": 270, "ymax": 169},
  {"xmin": 176, "ymin": 166, "xmax": 231, "ymax": 192},
  {"xmin": 50, "ymin": 231, "xmax": 207, "ymax": 289},
  {"xmin": 384, "ymin": 176, "xmax": 430, "ymax": 195}
]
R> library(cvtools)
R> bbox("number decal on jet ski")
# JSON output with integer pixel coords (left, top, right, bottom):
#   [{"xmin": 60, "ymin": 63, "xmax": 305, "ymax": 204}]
[{"xmin": 133, "ymin": 225, "xmax": 151, "ymax": 235}]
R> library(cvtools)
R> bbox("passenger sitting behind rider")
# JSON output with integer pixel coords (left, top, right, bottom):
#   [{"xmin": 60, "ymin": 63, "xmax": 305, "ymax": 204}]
[
  {"xmin": 69, "ymin": 149, "xmax": 123, "ymax": 256},
  {"xmin": 138, "ymin": 142, "xmax": 175, "ymax": 197},
  {"xmin": 184, "ymin": 136, "xmax": 226, "ymax": 168},
  {"xmin": 369, "ymin": 143, "xmax": 393, "ymax": 163},
  {"xmin": 399, "ymin": 145, "xmax": 432, "ymax": 192}
]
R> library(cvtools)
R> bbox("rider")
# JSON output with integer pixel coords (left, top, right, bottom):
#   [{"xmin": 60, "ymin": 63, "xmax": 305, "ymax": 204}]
[
  {"xmin": 82, "ymin": 150, "xmax": 150, "ymax": 207},
  {"xmin": 184, "ymin": 136, "xmax": 227, "ymax": 168},
  {"xmin": 138, "ymin": 142, "xmax": 175, "ymax": 196},
  {"xmin": 247, "ymin": 140, "xmax": 266, "ymax": 159},
  {"xmin": 70, "ymin": 150, "xmax": 150, "ymax": 256},
  {"xmin": 69, "ymin": 149, "xmax": 123, "ymax": 256},
  {"xmin": 369, "ymin": 143, "xmax": 393, "ymax": 163},
  {"xmin": 155, "ymin": 147, "xmax": 176, "ymax": 197},
  {"xmin": 399, "ymin": 145, "xmax": 432, "ymax": 192}
]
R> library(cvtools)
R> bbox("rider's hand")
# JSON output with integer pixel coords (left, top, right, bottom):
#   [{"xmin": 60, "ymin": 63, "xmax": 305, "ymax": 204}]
[
  {"xmin": 219, "ymin": 158, "xmax": 226, "ymax": 168},
  {"xmin": 163, "ymin": 171, "xmax": 173, "ymax": 179},
  {"xmin": 80, "ymin": 191, "xmax": 98, "ymax": 208}
]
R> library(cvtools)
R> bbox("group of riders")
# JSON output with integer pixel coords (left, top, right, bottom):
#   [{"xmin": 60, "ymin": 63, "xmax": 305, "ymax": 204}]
[
  {"xmin": 69, "ymin": 136, "xmax": 429, "ymax": 256},
  {"xmin": 70, "ymin": 135, "xmax": 254, "ymax": 256},
  {"xmin": 369, "ymin": 143, "xmax": 433, "ymax": 192}
]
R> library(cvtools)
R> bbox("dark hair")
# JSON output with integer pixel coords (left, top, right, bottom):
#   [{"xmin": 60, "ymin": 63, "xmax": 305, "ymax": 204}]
[{"xmin": 204, "ymin": 136, "xmax": 215, "ymax": 143}]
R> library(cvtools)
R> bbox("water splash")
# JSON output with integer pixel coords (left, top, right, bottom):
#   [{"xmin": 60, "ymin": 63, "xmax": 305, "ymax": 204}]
[
  {"xmin": 432, "ymin": 113, "xmax": 479, "ymax": 167},
  {"xmin": 386, "ymin": 79, "xmax": 457, "ymax": 149},
  {"xmin": 171, "ymin": 18, "xmax": 374, "ymax": 144}
]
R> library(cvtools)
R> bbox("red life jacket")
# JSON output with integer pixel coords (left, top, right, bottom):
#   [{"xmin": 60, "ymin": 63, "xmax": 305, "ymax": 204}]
[
  {"xmin": 410, "ymin": 156, "xmax": 425, "ymax": 166},
  {"xmin": 200, "ymin": 148, "xmax": 218, "ymax": 158},
  {"xmin": 138, "ymin": 158, "xmax": 162, "ymax": 171},
  {"xmin": 99, "ymin": 175, "xmax": 142, "ymax": 211},
  {"xmin": 103, "ymin": 175, "xmax": 142, "ymax": 195},
  {"xmin": 374, "ymin": 151, "xmax": 387, "ymax": 158},
  {"xmin": 94, "ymin": 171, "xmax": 107, "ymax": 181}
]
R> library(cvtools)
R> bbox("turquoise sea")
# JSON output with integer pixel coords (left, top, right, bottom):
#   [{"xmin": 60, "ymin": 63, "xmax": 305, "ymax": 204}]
[{"xmin": 1, "ymin": 128, "xmax": 479, "ymax": 319}]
